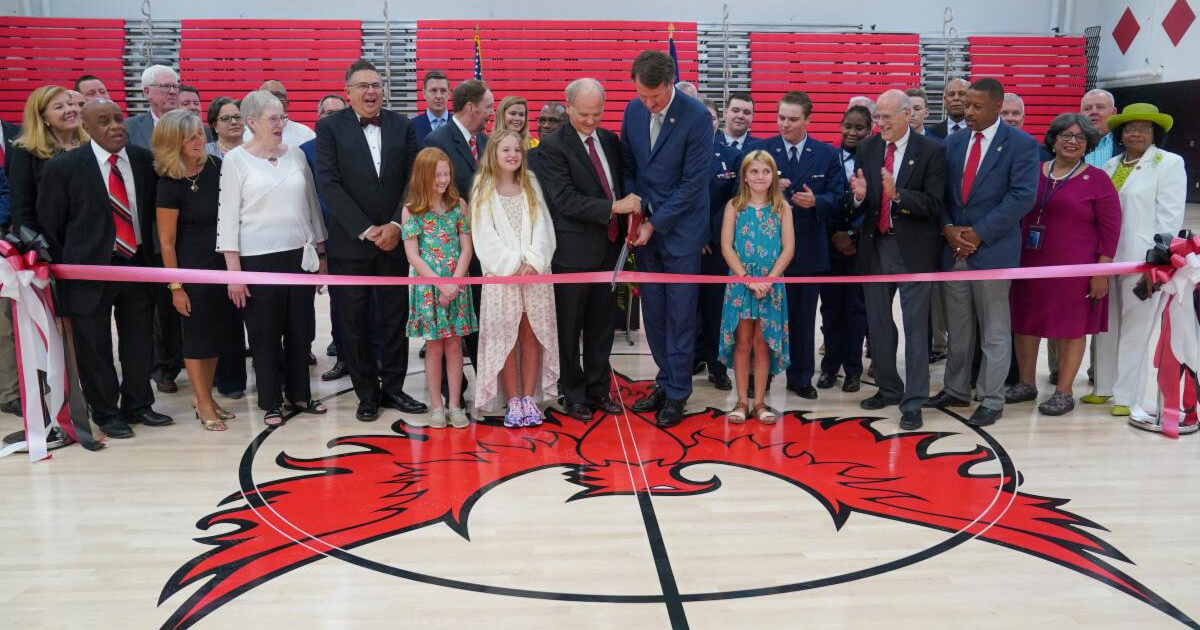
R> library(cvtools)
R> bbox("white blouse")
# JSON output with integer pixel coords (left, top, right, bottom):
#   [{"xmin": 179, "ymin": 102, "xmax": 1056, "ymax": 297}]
[{"xmin": 216, "ymin": 144, "xmax": 328, "ymax": 270}]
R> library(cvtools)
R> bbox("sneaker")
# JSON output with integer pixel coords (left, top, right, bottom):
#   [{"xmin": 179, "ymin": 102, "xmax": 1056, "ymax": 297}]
[
  {"xmin": 1128, "ymin": 415, "xmax": 1162, "ymax": 433},
  {"xmin": 429, "ymin": 408, "xmax": 447, "ymax": 429},
  {"xmin": 448, "ymin": 408, "xmax": 470, "ymax": 429},
  {"xmin": 1080, "ymin": 393, "xmax": 1111, "ymax": 404},
  {"xmin": 504, "ymin": 397, "xmax": 523, "ymax": 428},
  {"xmin": 521, "ymin": 396, "xmax": 543, "ymax": 427},
  {"xmin": 1004, "ymin": 381, "xmax": 1037, "ymax": 404},
  {"xmin": 1037, "ymin": 391, "xmax": 1075, "ymax": 416}
]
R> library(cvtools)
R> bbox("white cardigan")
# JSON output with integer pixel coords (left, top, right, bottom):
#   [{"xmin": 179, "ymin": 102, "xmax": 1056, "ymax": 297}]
[
  {"xmin": 470, "ymin": 174, "xmax": 557, "ymax": 276},
  {"xmin": 1104, "ymin": 145, "xmax": 1187, "ymax": 263}
]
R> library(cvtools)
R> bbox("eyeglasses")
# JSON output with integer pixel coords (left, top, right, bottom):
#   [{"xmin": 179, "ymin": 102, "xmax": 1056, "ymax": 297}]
[
  {"xmin": 348, "ymin": 82, "xmax": 384, "ymax": 92},
  {"xmin": 1057, "ymin": 132, "xmax": 1088, "ymax": 143},
  {"xmin": 253, "ymin": 114, "xmax": 289, "ymax": 125},
  {"xmin": 218, "ymin": 114, "xmax": 243, "ymax": 123},
  {"xmin": 149, "ymin": 83, "xmax": 180, "ymax": 92}
]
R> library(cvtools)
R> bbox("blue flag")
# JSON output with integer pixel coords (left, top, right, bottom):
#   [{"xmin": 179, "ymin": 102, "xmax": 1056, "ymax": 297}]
[{"xmin": 668, "ymin": 24, "xmax": 679, "ymax": 82}]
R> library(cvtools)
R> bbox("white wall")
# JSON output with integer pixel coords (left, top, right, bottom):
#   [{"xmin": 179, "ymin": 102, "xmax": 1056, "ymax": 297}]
[{"xmin": 1070, "ymin": 0, "xmax": 1198, "ymax": 86}]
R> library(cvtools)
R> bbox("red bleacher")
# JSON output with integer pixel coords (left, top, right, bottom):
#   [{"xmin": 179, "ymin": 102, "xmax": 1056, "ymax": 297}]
[
  {"xmin": 416, "ymin": 20, "xmax": 698, "ymax": 135},
  {"xmin": 179, "ymin": 19, "xmax": 363, "ymax": 128},
  {"xmin": 750, "ymin": 33, "xmax": 922, "ymax": 143},
  {"xmin": 0, "ymin": 17, "xmax": 127, "ymax": 123},
  {"xmin": 968, "ymin": 36, "xmax": 1088, "ymax": 140}
]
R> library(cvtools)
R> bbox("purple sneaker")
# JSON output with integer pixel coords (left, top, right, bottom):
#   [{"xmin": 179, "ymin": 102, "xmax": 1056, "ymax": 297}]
[
  {"xmin": 521, "ymin": 396, "xmax": 543, "ymax": 426},
  {"xmin": 504, "ymin": 397, "xmax": 523, "ymax": 428}
]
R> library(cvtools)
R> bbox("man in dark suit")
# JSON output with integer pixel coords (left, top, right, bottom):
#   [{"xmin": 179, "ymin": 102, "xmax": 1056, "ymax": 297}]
[
  {"xmin": 532, "ymin": 78, "xmax": 641, "ymax": 420},
  {"xmin": 619, "ymin": 50, "xmax": 712, "ymax": 427},
  {"xmin": 747, "ymin": 91, "xmax": 847, "ymax": 399},
  {"xmin": 847, "ymin": 90, "xmax": 947, "ymax": 430},
  {"xmin": 316, "ymin": 60, "xmax": 427, "ymax": 421},
  {"xmin": 927, "ymin": 77, "xmax": 969, "ymax": 140},
  {"xmin": 410, "ymin": 70, "xmax": 451, "ymax": 146},
  {"xmin": 36, "ymin": 100, "xmax": 173, "ymax": 439},
  {"xmin": 716, "ymin": 91, "xmax": 756, "ymax": 152},
  {"xmin": 927, "ymin": 78, "xmax": 1039, "ymax": 427},
  {"xmin": 423, "ymin": 78, "xmax": 493, "ymax": 398}
]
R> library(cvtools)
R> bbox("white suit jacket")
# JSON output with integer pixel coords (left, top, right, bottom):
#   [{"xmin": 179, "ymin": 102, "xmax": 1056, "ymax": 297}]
[
  {"xmin": 1105, "ymin": 145, "xmax": 1187, "ymax": 263},
  {"xmin": 470, "ymin": 173, "xmax": 557, "ymax": 276}
]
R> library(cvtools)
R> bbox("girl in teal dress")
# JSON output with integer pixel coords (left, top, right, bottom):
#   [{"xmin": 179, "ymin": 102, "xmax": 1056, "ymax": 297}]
[
  {"xmin": 402, "ymin": 148, "xmax": 478, "ymax": 429},
  {"xmin": 718, "ymin": 150, "xmax": 795, "ymax": 424}
]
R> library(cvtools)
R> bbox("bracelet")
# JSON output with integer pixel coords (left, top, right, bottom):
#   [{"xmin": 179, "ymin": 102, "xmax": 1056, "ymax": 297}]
[{"xmin": 167, "ymin": 282, "xmax": 183, "ymax": 291}]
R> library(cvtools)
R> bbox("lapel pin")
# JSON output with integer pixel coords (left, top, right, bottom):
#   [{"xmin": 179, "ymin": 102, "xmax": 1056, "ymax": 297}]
[
  {"xmin": 669, "ymin": 117, "xmax": 676, "ymax": 124},
  {"xmin": 997, "ymin": 146, "xmax": 1004, "ymax": 152},
  {"xmin": 907, "ymin": 159, "xmax": 914, "ymax": 165},
  {"xmin": 1083, "ymin": 174, "xmax": 1090, "ymax": 180}
]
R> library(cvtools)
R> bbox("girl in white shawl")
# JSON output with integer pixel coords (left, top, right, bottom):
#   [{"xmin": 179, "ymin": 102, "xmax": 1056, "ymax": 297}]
[{"xmin": 470, "ymin": 129, "xmax": 559, "ymax": 426}]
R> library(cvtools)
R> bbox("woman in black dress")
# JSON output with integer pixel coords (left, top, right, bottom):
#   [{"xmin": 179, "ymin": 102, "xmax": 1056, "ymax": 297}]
[{"xmin": 152, "ymin": 109, "xmax": 239, "ymax": 431}]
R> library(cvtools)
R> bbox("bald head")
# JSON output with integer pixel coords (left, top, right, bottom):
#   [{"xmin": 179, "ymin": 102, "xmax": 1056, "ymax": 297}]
[
  {"xmin": 259, "ymin": 80, "xmax": 289, "ymax": 112},
  {"xmin": 875, "ymin": 89, "xmax": 912, "ymax": 142},
  {"xmin": 81, "ymin": 99, "xmax": 127, "ymax": 153}
]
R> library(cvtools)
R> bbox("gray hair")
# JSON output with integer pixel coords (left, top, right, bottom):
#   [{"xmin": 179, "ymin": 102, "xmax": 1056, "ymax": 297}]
[
  {"xmin": 847, "ymin": 95, "xmax": 876, "ymax": 116},
  {"xmin": 240, "ymin": 90, "xmax": 283, "ymax": 122},
  {"xmin": 1044, "ymin": 112, "xmax": 1101, "ymax": 156},
  {"xmin": 565, "ymin": 78, "xmax": 605, "ymax": 105},
  {"xmin": 140, "ymin": 64, "xmax": 178, "ymax": 88},
  {"xmin": 1003, "ymin": 93, "xmax": 1025, "ymax": 110},
  {"xmin": 1081, "ymin": 88, "xmax": 1115, "ymax": 108},
  {"xmin": 675, "ymin": 81, "xmax": 699, "ymax": 98},
  {"xmin": 876, "ymin": 89, "xmax": 911, "ymax": 113}
]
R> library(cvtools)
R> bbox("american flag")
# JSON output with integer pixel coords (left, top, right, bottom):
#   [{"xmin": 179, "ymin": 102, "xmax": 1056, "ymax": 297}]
[
  {"xmin": 667, "ymin": 23, "xmax": 679, "ymax": 82},
  {"xmin": 473, "ymin": 24, "xmax": 483, "ymax": 80}
]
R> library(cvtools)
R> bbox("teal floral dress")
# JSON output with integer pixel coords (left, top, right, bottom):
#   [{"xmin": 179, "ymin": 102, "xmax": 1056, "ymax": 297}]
[
  {"xmin": 717, "ymin": 204, "xmax": 790, "ymax": 375},
  {"xmin": 402, "ymin": 205, "xmax": 479, "ymax": 340}
]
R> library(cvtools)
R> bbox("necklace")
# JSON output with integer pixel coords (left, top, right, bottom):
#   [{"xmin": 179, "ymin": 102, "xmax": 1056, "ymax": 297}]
[
  {"xmin": 184, "ymin": 171, "xmax": 201, "ymax": 193},
  {"xmin": 216, "ymin": 141, "xmax": 236, "ymax": 155},
  {"xmin": 1121, "ymin": 154, "xmax": 1142, "ymax": 165},
  {"xmin": 1047, "ymin": 159, "xmax": 1083, "ymax": 184}
]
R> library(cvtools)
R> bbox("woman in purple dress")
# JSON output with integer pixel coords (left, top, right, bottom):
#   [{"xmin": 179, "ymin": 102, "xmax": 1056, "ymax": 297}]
[{"xmin": 1006, "ymin": 113, "xmax": 1121, "ymax": 416}]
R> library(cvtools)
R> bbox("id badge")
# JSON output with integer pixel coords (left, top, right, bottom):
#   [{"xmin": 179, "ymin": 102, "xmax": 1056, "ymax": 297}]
[{"xmin": 1025, "ymin": 225, "xmax": 1045, "ymax": 250}]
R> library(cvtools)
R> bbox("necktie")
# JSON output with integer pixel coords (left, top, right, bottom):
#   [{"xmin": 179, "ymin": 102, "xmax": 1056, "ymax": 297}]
[
  {"xmin": 731, "ymin": 138, "xmax": 740, "ymax": 151},
  {"xmin": 878, "ymin": 142, "xmax": 897, "ymax": 234},
  {"xmin": 585, "ymin": 136, "xmax": 618, "ymax": 242},
  {"xmin": 961, "ymin": 131, "xmax": 985, "ymax": 203},
  {"xmin": 649, "ymin": 112, "xmax": 663, "ymax": 149},
  {"xmin": 0, "ymin": 142, "xmax": 5, "ymax": 169},
  {"xmin": 360, "ymin": 116, "xmax": 381, "ymax": 127},
  {"xmin": 433, "ymin": 117, "xmax": 443, "ymax": 130},
  {"xmin": 788, "ymin": 146, "xmax": 799, "ymax": 168},
  {"xmin": 469, "ymin": 135, "xmax": 478, "ymax": 163},
  {"xmin": 107, "ymin": 154, "xmax": 137, "ymax": 259}
]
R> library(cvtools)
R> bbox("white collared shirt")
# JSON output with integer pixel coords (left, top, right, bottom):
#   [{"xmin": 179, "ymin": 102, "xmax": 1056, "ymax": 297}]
[
  {"xmin": 427, "ymin": 110, "xmax": 449, "ymax": 130},
  {"xmin": 851, "ymin": 129, "xmax": 911, "ymax": 207},
  {"xmin": 723, "ymin": 131, "xmax": 749, "ymax": 152},
  {"xmin": 452, "ymin": 115, "xmax": 475, "ymax": 148},
  {"xmin": 964, "ymin": 117, "xmax": 1001, "ymax": 176},
  {"xmin": 783, "ymin": 133, "xmax": 808, "ymax": 163},
  {"xmin": 577, "ymin": 129, "xmax": 615, "ymax": 196},
  {"xmin": 356, "ymin": 112, "xmax": 383, "ymax": 176},
  {"xmin": 90, "ymin": 141, "xmax": 141, "ymax": 244},
  {"xmin": 648, "ymin": 88, "xmax": 676, "ymax": 148},
  {"xmin": 946, "ymin": 117, "xmax": 967, "ymax": 135},
  {"xmin": 841, "ymin": 148, "xmax": 855, "ymax": 181}
]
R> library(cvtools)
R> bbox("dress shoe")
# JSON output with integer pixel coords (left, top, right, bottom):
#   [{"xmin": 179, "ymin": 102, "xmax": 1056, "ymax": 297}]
[
  {"xmin": 566, "ymin": 402, "xmax": 594, "ymax": 421},
  {"xmin": 307, "ymin": 352, "xmax": 318, "ymax": 366},
  {"xmin": 126, "ymin": 409, "xmax": 174, "ymax": 427},
  {"xmin": 326, "ymin": 342, "xmax": 337, "ymax": 357},
  {"xmin": 967, "ymin": 406, "xmax": 1003, "ymax": 427},
  {"xmin": 321, "ymin": 361, "xmax": 349, "ymax": 382},
  {"xmin": 356, "ymin": 400, "xmax": 380, "ymax": 422},
  {"xmin": 587, "ymin": 396, "xmax": 623, "ymax": 415},
  {"xmin": 632, "ymin": 387, "xmax": 666, "ymax": 413},
  {"xmin": 98, "ymin": 419, "xmax": 134, "ymax": 439},
  {"xmin": 867, "ymin": 365, "xmax": 875, "ymax": 379},
  {"xmin": 155, "ymin": 378, "xmax": 178, "ymax": 394},
  {"xmin": 900, "ymin": 410, "xmax": 923, "ymax": 430},
  {"xmin": 860, "ymin": 393, "xmax": 900, "ymax": 410},
  {"xmin": 928, "ymin": 351, "xmax": 948, "ymax": 364},
  {"xmin": 0, "ymin": 398, "xmax": 22, "ymax": 416},
  {"xmin": 381, "ymin": 391, "xmax": 428, "ymax": 414},
  {"xmin": 789, "ymin": 384, "xmax": 818, "ymax": 400},
  {"xmin": 655, "ymin": 398, "xmax": 686, "ymax": 427},
  {"xmin": 923, "ymin": 390, "xmax": 969, "ymax": 408},
  {"xmin": 707, "ymin": 371, "xmax": 732, "ymax": 391},
  {"xmin": 816, "ymin": 372, "xmax": 838, "ymax": 389},
  {"xmin": 223, "ymin": 390, "xmax": 245, "ymax": 400},
  {"xmin": 842, "ymin": 374, "xmax": 861, "ymax": 393},
  {"xmin": 692, "ymin": 361, "xmax": 706, "ymax": 375}
]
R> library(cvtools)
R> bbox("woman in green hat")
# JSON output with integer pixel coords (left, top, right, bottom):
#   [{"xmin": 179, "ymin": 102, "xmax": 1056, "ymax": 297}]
[{"xmin": 1083, "ymin": 103, "xmax": 1189, "ymax": 434}]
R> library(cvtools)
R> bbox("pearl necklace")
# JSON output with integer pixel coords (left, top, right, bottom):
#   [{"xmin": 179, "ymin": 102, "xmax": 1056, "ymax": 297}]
[
  {"xmin": 1047, "ymin": 159, "xmax": 1083, "ymax": 184},
  {"xmin": 1121, "ymin": 154, "xmax": 1142, "ymax": 166}
]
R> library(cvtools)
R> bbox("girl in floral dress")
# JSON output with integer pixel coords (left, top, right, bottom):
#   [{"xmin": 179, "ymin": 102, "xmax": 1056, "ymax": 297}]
[
  {"xmin": 402, "ymin": 148, "xmax": 478, "ymax": 429},
  {"xmin": 718, "ymin": 150, "xmax": 795, "ymax": 425}
]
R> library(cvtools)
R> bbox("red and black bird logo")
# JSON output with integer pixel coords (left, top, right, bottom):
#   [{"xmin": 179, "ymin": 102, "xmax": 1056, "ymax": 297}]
[{"xmin": 159, "ymin": 375, "xmax": 1198, "ymax": 629}]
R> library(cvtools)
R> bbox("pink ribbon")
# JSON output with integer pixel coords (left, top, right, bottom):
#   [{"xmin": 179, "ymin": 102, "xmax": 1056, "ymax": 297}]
[{"xmin": 1150, "ymin": 236, "xmax": 1200, "ymax": 439}]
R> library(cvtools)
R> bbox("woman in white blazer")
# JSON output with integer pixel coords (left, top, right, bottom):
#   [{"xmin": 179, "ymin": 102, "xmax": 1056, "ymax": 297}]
[
  {"xmin": 1084, "ymin": 104, "xmax": 1187, "ymax": 432},
  {"xmin": 470, "ymin": 129, "xmax": 560, "ymax": 426}
]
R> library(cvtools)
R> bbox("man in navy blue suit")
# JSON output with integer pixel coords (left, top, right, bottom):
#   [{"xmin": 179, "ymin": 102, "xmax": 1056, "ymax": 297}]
[
  {"xmin": 926, "ymin": 78, "xmax": 1038, "ymax": 427},
  {"xmin": 620, "ymin": 50, "xmax": 713, "ymax": 427},
  {"xmin": 410, "ymin": 70, "xmax": 451, "ymax": 146},
  {"xmin": 747, "ymin": 91, "xmax": 847, "ymax": 399}
]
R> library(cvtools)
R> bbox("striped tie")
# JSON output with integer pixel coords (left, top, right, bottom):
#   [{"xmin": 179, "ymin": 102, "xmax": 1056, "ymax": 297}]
[{"xmin": 107, "ymin": 154, "xmax": 137, "ymax": 259}]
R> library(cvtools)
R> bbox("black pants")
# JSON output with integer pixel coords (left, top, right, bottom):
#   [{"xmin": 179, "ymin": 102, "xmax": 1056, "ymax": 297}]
[
  {"xmin": 215, "ymin": 311, "xmax": 248, "ymax": 395},
  {"xmin": 71, "ymin": 280, "xmax": 155, "ymax": 424},
  {"xmin": 329, "ymin": 254, "xmax": 410, "ymax": 403},
  {"xmin": 696, "ymin": 250, "xmax": 728, "ymax": 377},
  {"xmin": 819, "ymin": 254, "xmax": 866, "ymax": 378},
  {"xmin": 150, "ymin": 283, "xmax": 183, "ymax": 382},
  {"xmin": 554, "ymin": 261, "xmax": 618, "ymax": 405},
  {"xmin": 330, "ymin": 287, "xmax": 381, "ymax": 362},
  {"xmin": 785, "ymin": 280, "xmax": 822, "ymax": 388},
  {"xmin": 242, "ymin": 249, "xmax": 316, "ymax": 411}
]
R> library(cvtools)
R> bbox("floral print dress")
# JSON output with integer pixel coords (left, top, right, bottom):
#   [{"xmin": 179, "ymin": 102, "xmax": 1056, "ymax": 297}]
[
  {"xmin": 717, "ymin": 204, "xmax": 790, "ymax": 375},
  {"xmin": 402, "ymin": 205, "xmax": 479, "ymax": 340}
]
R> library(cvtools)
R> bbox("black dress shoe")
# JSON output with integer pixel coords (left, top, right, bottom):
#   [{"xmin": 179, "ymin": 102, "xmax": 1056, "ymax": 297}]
[
  {"xmin": 790, "ymin": 384, "xmax": 818, "ymax": 400},
  {"xmin": 356, "ymin": 400, "xmax": 380, "ymax": 422},
  {"xmin": 692, "ymin": 361, "xmax": 706, "ymax": 375},
  {"xmin": 566, "ymin": 402, "xmax": 594, "ymax": 421},
  {"xmin": 321, "ymin": 361, "xmax": 349, "ymax": 382},
  {"xmin": 923, "ymin": 390, "xmax": 970, "ymax": 408},
  {"xmin": 860, "ymin": 393, "xmax": 900, "ymax": 410},
  {"xmin": 588, "ymin": 396, "xmax": 623, "ymax": 415},
  {"xmin": 381, "ymin": 391, "xmax": 428, "ymax": 414},
  {"xmin": 326, "ymin": 342, "xmax": 338, "ymax": 357},
  {"xmin": 900, "ymin": 410, "xmax": 924, "ymax": 430},
  {"xmin": 155, "ymin": 378, "xmax": 178, "ymax": 394},
  {"xmin": 928, "ymin": 351, "xmax": 948, "ymax": 364},
  {"xmin": 0, "ymin": 398, "xmax": 22, "ymax": 416},
  {"xmin": 842, "ymin": 374, "xmax": 861, "ymax": 393},
  {"xmin": 816, "ymin": 372, "xmax": 838, "ymax": 389},
  {"xmin": 127, "ymin": 409, "xmax": 173, "ymax": 427},
  {"xmin": 968, "ymin": 406, "xmax": 1003, "ymax": 426},
  {"xmin": 98, "ymin": 419, "xmax": 134, "ymax": 439},
  {"xmin": 632, "ymin": 387, "xmax": 666, "ymax": 413},
  {"xmin": 708, "ymin": 371, "xmax": 732, "ymax": 391},
  {"xmin": 655, "ymin": 398, "xmax": 686, "ymax": 427},
  {"xmin": 307, "ymin": 352, "xmax": 318, "ymax": 366},
  {"xmin": 223, "ymin": 390, "xmax": 245, "ymax": 400}
]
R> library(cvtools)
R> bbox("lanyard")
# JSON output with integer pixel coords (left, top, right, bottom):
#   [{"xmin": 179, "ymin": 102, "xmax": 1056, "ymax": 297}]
[{"xmin": 1032, "ymin": 159, "xmax": 1083, "ymax": 226}]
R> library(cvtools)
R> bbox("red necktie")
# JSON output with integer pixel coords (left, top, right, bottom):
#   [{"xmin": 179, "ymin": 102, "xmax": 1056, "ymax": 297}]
[
  {"xmin": 877, "ymin": 141, "xmax": 896, "ymax": 234},
  {"xmin": 359, "ymin": 116, "xmax": 381, "ymax": 127},
  {"xmin": 469, "ymin": 135, "xmax": 478, "ymax": 163},
  {"xmin": 0, "ymin": 142, "xmax": 6, "ymax": 169},
  {"xmin": 107, "ymin": 154, "xmax": 137, "ymax": 259},
  {"xmin": 585, "ymin": 136, "xmax": 619, "ymax": 242},
  {"xmin": 961, "ymin": 131, "xmax": 985, "ymax": 203}
]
